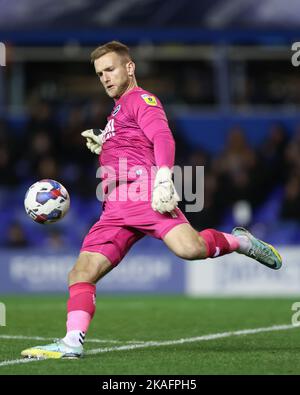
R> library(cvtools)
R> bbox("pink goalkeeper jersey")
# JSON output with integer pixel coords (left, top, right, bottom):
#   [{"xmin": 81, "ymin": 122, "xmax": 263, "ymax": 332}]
[{"xmin": 99, "ymin": 86, "xmax": 174, "ymax": 182}]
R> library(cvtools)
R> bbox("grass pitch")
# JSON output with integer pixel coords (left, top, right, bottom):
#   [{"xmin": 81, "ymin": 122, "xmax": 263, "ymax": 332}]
[{"xmin": 0, "ymin": 295, "xmax": 300, "ymax": 375}]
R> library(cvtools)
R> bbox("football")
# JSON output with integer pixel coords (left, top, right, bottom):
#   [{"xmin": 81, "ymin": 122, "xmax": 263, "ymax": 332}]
[{"xmin": 24, "ymin": 179, "xmax": 70, "ymax": 224}]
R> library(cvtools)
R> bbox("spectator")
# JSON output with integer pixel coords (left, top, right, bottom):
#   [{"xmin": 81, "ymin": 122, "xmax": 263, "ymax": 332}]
[
  {"xmin": 37, "ymin": 156, "xmax": 59, "ymax": 180},
  {"xmin": 280, "ymin": 176, "xmax": 300, "ymax": 222},
  {"xmin": 5, "ymin": 222, "xmax": 29, "ymax": 248},
  {"xmin": 213, "ymin": 126, "xmax": 259, "ymax": 206},
  {"xmin": 0, "ymin": 145, "xmax": 19, "ymax": 186},
  {"xmin": 259, "ymin": 123, "xmax": 289, "ymax": 191},
  {"xmin": 44, "ymin": 230, "xmax": 68, "ymax": 250},
  {"xmin": 27, "ymin": 101, "xmax": 58, "ymax": 136}
]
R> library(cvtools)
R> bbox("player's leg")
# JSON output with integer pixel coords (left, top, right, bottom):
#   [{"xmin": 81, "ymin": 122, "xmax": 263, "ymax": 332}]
[
  {"xmin": 68, "ymin": 251, "xmax": 113, "ymax": 285},
  {"xmin": 137, "ymin": 205, "xmax": 243, "ymax": 260},
  {"xmin": 62, "ymin": 251, "xmax": 113, "ymax": 351},
  {"xmin": 21, "ymin": 251, "xmax": 113, "ymax": 359},
  {"xmin": 163, "ymin": 223, "xmax": 240, "ymax": 260},
  {"xmin": 21, "ymin": 222, "xmax": 144, "ymax": 359},
  {"xmin": 163, "ymin": 223, "xmax": 282, "ymax": 270},
  {"xmin": 163, "ymin": 223, "xmax": 206, "ymax": 259}
]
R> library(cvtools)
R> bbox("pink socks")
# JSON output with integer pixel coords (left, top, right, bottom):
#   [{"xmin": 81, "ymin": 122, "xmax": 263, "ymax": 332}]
[
  {"xmin": 199, "ymin": 229, "xmax": 241, "ymax": 258},
  {"xmin": 63, "ymin": 282, "xmax": 96, "ymax": 347}
]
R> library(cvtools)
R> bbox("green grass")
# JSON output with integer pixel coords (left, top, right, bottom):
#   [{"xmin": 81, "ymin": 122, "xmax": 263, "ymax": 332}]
[{"xmin": 0, "ymin": 295, "xmax": 300, "ymax": 375}]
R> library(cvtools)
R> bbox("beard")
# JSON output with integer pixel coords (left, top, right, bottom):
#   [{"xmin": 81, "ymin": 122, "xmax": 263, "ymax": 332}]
[{"xmin": 108, "ymin": 78, "xmax": 131, "ymax": 99}]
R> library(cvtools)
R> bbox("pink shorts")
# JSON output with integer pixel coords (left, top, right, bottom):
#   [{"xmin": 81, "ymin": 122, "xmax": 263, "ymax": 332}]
[{"xmin": 80, "ymin": 184, "xmax": 188, "ymax": 266}]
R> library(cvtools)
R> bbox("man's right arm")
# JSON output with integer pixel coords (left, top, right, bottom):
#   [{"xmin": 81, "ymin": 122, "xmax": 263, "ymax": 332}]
[{"xmin": 129, "ymin": 93, "xmax": 179, "ymax": 214}]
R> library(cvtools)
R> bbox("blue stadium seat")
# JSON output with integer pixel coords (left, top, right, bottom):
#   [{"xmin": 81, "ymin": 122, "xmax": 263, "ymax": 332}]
[{"xmin": 253, "ymin": 187, "xmax": 284, "ymax": 224}]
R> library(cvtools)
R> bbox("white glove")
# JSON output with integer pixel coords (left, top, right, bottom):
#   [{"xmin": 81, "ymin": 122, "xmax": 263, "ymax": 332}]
[
  {"xmin": 81, "ymin": 128, "xmax": 103, "ymax": 155},
  {"xmin": 152, "ymin": 167, "xmax": 180, "ymax": 214}
]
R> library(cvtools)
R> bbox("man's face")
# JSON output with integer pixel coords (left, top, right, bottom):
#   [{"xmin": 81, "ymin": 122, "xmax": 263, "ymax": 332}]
[{"xmin": 94, "ymin": 52, "xmax": 132, "ymax": 99}]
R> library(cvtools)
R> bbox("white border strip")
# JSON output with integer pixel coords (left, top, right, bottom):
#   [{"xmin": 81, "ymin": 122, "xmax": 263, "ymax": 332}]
[{"xmin": 0, "ymin": 324, "xmax": 297, "ymax": 368}]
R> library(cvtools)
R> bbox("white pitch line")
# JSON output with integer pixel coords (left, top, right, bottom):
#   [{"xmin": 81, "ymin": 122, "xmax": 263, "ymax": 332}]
[
  {"xmin": 0, "ymin": 335, "xmax": 53, "ymax": 341},
  {"xmin": 0, "ymin": 358, "xmax": 39, "ymax": 367},
  {"xmin": 0, "ymin": 324, "xmax": 297, "ymax": 368},
  {"xmin": 86, "ymin": 323, "xmax": 297, "ymax": 355}
]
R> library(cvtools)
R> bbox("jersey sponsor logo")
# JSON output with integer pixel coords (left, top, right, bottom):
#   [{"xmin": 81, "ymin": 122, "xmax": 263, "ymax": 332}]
[
  {"xmin": 112, "ymin": 104, "xmax": 121, "ymax": 116},
  {"xmin": 141, "ymin": 94, "xmax": 157, "ymax": 106},
  {"xmin": 102, "ymin": 119, "xmax": 115, "ymax": 142}
]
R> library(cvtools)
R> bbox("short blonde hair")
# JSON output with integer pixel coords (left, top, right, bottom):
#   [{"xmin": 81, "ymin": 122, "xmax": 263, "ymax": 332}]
[{"xmin": 90, "ymin": 41, "xmax": 132, "ymax": 63}]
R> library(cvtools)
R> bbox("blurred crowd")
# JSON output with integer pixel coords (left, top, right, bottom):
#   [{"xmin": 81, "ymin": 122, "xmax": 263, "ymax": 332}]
[
  {"xmin": 1, "ymin": 100, "xmax": 300, "ymax": 249},
  {"xmin": 177, "ymin": 123, "xmax": 300, "ymax": 232}
]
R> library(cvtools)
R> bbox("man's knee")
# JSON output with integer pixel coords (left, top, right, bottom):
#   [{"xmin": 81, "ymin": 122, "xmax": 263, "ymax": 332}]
[
  {"xmin": 68, "ymin": 267, "xmax": 94, "ymax": 285},
  {"xmin": 68, "ymin": 251, "xmax": 113, "ymax": 286},
  {"xmin": 173, "ymin": 238, "xmax": 207, "ymax": 260},
  {"xmin": 163, "ymin": 224, "xmax": 208, "ymax": 260}
]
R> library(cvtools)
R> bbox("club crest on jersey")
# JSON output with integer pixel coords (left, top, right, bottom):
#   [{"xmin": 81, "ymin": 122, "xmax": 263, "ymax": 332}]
[
  {"xmin": 141, "ymin": 94, "xmax": 157, "ymax": 106},
  {"xmin": 112, "ymin": 104, "xmax": 121, "ymax": 116}
]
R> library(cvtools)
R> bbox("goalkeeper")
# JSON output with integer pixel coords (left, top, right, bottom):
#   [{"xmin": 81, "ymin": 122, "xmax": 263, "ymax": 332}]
[{"xmin": 21, "ymin": 41, "xmax": 282, "ymax": 359}]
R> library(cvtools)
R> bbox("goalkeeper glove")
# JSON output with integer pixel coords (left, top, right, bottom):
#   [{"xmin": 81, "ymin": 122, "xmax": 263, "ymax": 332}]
[
  {"xmin": 81, "ymin": 128, "xmax": 104, "ymax": 155},
  {"xmin": 152, "ymin": 167, "xmax": 179, "ymax": 214}
]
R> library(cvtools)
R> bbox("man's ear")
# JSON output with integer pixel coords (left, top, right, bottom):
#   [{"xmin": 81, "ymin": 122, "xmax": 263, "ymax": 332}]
[{"xmin": 127, "ymin": 61, "xmax": 135, "ymax": 76}]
